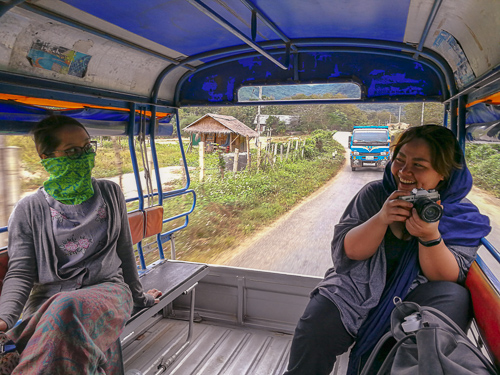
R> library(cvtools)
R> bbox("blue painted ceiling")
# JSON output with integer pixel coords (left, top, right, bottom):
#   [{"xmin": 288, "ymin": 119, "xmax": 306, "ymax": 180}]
[{"xmin": 62, "ymin": 0, "xmax": 411, "ymax": 57}]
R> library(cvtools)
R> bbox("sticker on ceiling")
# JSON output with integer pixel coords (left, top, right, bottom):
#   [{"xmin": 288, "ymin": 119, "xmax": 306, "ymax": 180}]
[{"xmin": 26, "ymin": 40, "xmax": 92, "ymax": 78}]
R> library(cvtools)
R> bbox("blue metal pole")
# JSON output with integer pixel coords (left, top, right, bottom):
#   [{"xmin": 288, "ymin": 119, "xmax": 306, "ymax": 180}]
[
  {"xmin": 149, "ymin": 107, "xmax": 163, "ymax": 206},
  {"xmin": 444, "ymin": 65, "xmax": 500, "ymax": 104},
  {"xmin": 481, "ymin": 237, "xmax": 500, "ymax": 264},
  {"xmin": 128, "ymin": 104, "xmax": 144, "ymax": 210},
  {"xmin": 450, "ymin": 99, "xmax": 458, "ymax": 136},
  {"xmin": 160, "ymin": 190, "xmax": 197, "ymax": 242},
  {"xmin": 175, "ymin": 108, "xmax": 191, "ymax": 190},
  {"xmin": 414, "ymin": 0, "xmax": 443, "ymax": 58},
  {"xmin": 239, "ymin": 0, "xmax": 297, "ymax": 52},
  {"xmin": 128, "ymin": 104, "xmax": 147, "ymax": 270},
  {"xmin": 186, "ymin": 0, "xmax": 287, "ymax": 70},
  {"xmin": 457, "ymin": 95, "xmax": 467, "ymax": 153},
  {"xmin": 443, "ymin": 103, "xmax": 449, "ymax": 128},
  {"xmin": 148, "ymin": 106, "xmax": 166, "ymax": 260}
]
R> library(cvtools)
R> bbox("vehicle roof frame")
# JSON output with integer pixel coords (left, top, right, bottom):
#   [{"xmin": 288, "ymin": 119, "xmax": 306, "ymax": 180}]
[
  {"xmin": 162, "ymin": 47, "xmax": 453, "ymax": 109},
  {"xmin": 151, "ymin": 38, "xmax": 456, "ymax": 104},
  {"xmin": 171, "ymin": 46, "xmax": 450, "ymax": 108}
]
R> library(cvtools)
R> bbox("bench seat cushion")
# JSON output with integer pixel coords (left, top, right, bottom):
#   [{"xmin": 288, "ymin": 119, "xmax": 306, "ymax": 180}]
[
  {"xmin": 127, "ymin": 211, "xmax": 145, "ymax": 245},
  {"xmin": 465, "ymin": 259, "xmax": 500, "ymax": 369}
]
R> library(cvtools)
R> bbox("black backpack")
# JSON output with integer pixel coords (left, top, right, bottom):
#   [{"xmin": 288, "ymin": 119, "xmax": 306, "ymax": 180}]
[{"xmin": 360, "ymin": 298, "xmax": 498, "ymax": 375}]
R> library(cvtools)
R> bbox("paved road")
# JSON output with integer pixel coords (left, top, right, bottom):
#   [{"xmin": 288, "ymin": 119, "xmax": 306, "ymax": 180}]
[
  {"xmin": 222, "ymin": 132, "xmax": 382, "ymax": 276},
  {"xmin": 222, "ymin": 132, "xmax": 500, "ymax": 279}
]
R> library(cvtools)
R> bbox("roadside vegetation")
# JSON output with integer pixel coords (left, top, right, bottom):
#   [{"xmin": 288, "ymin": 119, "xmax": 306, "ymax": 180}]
[
  {"xmin": 155, "ymin": 130, "xmax": 345, "ymax": 263},
  {"xmin": 466, "ymin": 144, "xmax": 500, "ymax": 198}
]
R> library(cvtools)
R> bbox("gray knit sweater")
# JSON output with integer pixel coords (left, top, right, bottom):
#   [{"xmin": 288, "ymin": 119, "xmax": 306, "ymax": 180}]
[{"xmin": 0, "ymin": 179, "xmax": 154, "ymax": 329}]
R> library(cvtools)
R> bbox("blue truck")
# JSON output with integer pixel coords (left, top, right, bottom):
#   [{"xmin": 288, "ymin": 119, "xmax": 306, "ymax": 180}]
[{"xmin": 348, "ymin": 125, "xmax": 391, "ymax": 171}]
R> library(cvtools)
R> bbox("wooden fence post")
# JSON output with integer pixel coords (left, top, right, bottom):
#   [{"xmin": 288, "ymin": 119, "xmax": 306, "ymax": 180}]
[
  {"xmin": 218, "ymin": 152, "xmax": 225, "ymax": 179},
  {"xmin": 257, "ymin": 142, "xmax": 261, "ymax": 171},
  {"xmin": 246, "ymin": 136, "xmax": 251, "ymax": 170},
  {"xmin": 233, "ymin": 148, "xmax": 240, "ymax": 173},
  {"xmin": 273, "ymin": 143, "xmax": 277, "ymax": 164},
  {"xmin": 199, "ymin": 141, "xmax": 205, "ymax": 182},
  {"xmin": 280, "ymin": 144, "xmax": 283, "ymax": 161},
  {"xmin": 286, "ymin": 141, "xmax": 291, "ymax": 160}
]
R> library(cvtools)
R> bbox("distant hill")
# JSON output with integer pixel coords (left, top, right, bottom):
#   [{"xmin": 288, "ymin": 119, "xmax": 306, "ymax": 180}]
[
  {"xmin": 357, "ymin": 103, "xmax": 403, "ymax": 115},
  {"xmin": 238, "ymin": 83, "xmax": 360, "ymax": 101},
  {"xmin": 238, "ymin": 85, "xmax": 402, "ymax": 115}
]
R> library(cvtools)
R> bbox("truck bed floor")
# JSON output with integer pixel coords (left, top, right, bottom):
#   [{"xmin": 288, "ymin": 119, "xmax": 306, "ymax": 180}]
[{"xmin": 123, "ymin": 317, "xmax": 293, "ymax": 375}]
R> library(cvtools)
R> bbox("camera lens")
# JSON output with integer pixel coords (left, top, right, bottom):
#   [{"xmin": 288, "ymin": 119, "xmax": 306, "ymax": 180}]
[{"xmin": 414, "ymin": 198, "xmax": 443, "ymax": 223}]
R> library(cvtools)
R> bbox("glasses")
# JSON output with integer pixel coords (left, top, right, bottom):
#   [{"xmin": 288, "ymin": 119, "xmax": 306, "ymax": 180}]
[{"xmin": 49, "ymin": 141, "xmax": 97, "ymax": 160}]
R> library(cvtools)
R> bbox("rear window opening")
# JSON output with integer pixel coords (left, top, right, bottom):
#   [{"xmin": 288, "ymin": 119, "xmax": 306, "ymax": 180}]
[{"xmin": 238, "ymin": 83, "xmax": 361, "ymax": 102}]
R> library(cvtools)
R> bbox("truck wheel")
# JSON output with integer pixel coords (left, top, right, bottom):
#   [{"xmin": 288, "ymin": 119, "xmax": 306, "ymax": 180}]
[{"xmin": 351, "ymin": 167, "xmax": 356, "ymax": 171}]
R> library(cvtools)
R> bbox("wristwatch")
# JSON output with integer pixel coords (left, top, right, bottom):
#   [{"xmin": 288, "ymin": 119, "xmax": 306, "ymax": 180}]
[{"xmin": 418, "ymin": 236, "xmax": 442, "ymax": 247}]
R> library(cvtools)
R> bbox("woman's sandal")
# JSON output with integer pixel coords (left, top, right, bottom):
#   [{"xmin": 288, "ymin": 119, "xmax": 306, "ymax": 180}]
[{"xmin": 0, "ymin": 332, "xmax": 19, "ymax": 375}]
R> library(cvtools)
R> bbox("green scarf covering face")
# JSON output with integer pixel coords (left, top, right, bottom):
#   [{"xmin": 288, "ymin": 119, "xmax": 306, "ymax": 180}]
[{"xmin": 41, "ymin": 152, "xmax": 95, "ymax": 205}]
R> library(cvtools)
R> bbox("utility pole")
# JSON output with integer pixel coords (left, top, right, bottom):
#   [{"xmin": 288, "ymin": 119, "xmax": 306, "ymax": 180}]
[
  {"xmin": 256, "ymin": 86, "xmax": 262, "ymax": 134},
  {"xmin": 398, "ymin": 106, "xmax": 402, "ymax": 123},
  {"xmin": 421, "ymin": 102, "xmax": 425, "ymax": 125},
  {"xmin": 0, "ymin": 136, "xmax": 5, "ymax": 245},
  {"xmin": 0, "ymin": 137, "xmax": 20, "ymax": 247}
]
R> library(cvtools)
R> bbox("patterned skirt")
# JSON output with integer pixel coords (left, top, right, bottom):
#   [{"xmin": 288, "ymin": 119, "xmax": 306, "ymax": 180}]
[{"xmin": 6, "ymin": 282, "xmax": 133, "ymax": 375}]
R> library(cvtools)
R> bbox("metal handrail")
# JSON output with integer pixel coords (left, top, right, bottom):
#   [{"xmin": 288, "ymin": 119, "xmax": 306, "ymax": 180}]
[{"xmin": 481, "ymin": 237, "xmax": 500, "ymax": 264}]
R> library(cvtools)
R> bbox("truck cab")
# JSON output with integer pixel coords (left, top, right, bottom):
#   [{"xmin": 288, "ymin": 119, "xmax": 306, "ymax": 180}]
[{"xmin": 348, "ymin": 126, "xmax": 391, "ymax": 171}]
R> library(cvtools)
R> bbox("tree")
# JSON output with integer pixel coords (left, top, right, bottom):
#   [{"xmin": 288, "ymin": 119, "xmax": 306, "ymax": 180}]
[
  {"xmin": 276, "ymin": 120, "xmax": 287, "ymax": 135},
  {"xmin": 329, "ymin": 103, "xmax": 369, "ymax": 130},
  {"xmin": 327, "ymin": 109, "xmax": 348, "ymax": 131},
  {"xmin": 403, "ymin": 103, "xmax": 444, "ymax": 126},
  {"xmin": 219, "ymin": 106, "xmax": 257, "ymax": 128},
  {"xmin": 265, "ymin": 115, "xmax": 280, "ymax": 132}
]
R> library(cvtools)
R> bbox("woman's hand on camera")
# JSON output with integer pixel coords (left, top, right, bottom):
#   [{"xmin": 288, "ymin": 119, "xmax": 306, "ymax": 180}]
[
  {"xmin": 405, "ymin": 207, "xmax": 440, "ymax": 241},
  {"xmin": 377, "ymin": 191, "xmax": 413, "ymax": 226},
  {"xmin": 146, "ymin": 288, "xmax": 162, "ymax": 304}
]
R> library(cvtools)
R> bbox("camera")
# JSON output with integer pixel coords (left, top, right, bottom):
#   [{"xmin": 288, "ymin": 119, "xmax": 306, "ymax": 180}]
[{"xmin": 399, "ymin": 189, "xmax": 443, "ymax": 223}]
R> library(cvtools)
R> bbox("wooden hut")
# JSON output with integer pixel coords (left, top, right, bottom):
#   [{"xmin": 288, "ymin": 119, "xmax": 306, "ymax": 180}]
[{"xmin": 184, "ymin": 114, "xmax": 258, "ymax": 152}]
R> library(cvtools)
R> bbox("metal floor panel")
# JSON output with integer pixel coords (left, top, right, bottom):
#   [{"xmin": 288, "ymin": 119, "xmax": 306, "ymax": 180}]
[{"xmin": 123, "ymin": 317, "xmax": 293, "ymax": 375}]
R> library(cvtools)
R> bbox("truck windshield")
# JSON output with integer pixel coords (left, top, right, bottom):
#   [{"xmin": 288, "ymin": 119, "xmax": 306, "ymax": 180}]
[{"xmin": 353, "ymin": 131, "xmax": 388, "ymax": 143}]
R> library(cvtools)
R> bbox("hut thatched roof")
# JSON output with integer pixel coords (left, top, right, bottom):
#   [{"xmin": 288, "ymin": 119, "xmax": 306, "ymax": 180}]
[{"xmin": 184, "ymin": 114, "xmax": 259, "ymax": 137}]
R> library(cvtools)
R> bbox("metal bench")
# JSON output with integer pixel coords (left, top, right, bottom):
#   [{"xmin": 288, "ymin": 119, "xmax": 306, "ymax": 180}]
[{"xmin": 121, "ymin": 208, "xmax": 209, "ymax": 369}]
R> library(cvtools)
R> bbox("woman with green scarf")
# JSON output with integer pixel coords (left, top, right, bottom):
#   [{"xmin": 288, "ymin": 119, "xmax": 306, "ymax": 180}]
[{"xmin": 0, "ymin": 115, "xmax": 161, "ymax": 374}]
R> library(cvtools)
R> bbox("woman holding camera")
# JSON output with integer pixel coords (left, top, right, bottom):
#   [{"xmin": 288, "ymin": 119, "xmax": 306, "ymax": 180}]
[{"xmin": 284, "ymin": 125, "xmax": 491, "ymax": 375}]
